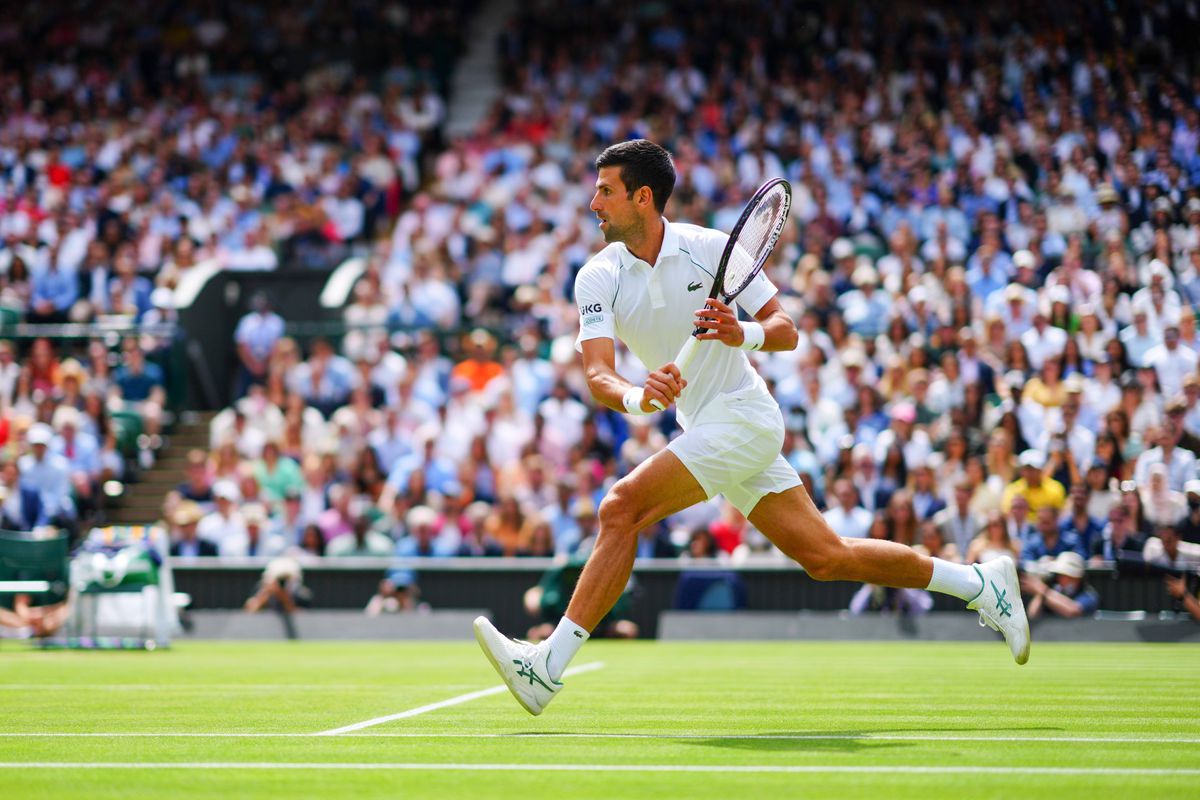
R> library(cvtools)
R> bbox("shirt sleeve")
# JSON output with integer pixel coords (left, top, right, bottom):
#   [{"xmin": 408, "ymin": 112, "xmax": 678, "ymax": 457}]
[
  {"xmin": 573, "ymin": 260, "xmax": 618, "ymax": 352},
  {"xmin": 735, "ymin": 268, "xmax": 778, "ymax": 317}
]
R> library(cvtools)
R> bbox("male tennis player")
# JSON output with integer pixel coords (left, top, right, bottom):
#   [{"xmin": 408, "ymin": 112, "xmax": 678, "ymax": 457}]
[{"xmin": 475, "ymin": 140, "xmax": 1029, "ymax": 715}]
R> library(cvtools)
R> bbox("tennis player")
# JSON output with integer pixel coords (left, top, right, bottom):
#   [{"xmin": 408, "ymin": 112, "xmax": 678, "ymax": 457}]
[{"xmin": 475, "ymin": 140, "xmax": 1029, "ymax": 715}]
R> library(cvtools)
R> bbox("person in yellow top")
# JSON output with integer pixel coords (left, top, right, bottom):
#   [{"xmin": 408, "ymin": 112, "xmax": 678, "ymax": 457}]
[
  {"xmin": 1023, "ymin": 358, "xmax": 1068, "ymax": 409},
  {"xmin": 1002, "ymin": 450, "xmax": 1066, "ymax": 522}
]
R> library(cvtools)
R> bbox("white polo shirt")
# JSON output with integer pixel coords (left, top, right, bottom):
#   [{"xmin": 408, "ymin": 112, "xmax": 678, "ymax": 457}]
[{"xmin": 574, "ymin": 219, "xmax": 777, "ymax": 428}]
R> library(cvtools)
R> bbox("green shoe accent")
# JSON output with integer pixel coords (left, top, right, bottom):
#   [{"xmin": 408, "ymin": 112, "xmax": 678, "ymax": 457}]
[
  {"xmin": 990, "ymin": 580, "xmax": 1013, "ymax": 618},
  {"xmin": 513, "ymin": 658, "xmax": 554, "ymax": 691}
]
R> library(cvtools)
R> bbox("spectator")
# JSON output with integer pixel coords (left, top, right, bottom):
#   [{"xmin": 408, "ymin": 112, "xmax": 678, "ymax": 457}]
[
  {"xmin": 1143, "ymin": 525, "xmax": 1200, "ymax": 570},
  {"xmin": 17, "ymin": 423, "xmax": 75, "ymax": 532},
  {"xmin": 934, "ymin": 481, "xmax": 983, "ymax": 558},
  {"xmin": 168, "ymin": 501, "xmax": 218, "ymax": 558},
  {"xmin": 197, "ymin": 481, "xmax": 245, "ymax": 556},
  {"xmin": 823, "ymin": 479, "xmax": 873, "ymax": 539},
  {"xmin": 1003, "ymin": 450, "xmax": 1067, "ymax": 522},
  {"xmin": 327, "ymin": 515, "xmax": 393, "ymax": 557},
  {"xmin": 234, "ymin": 292, "xmax": 285, "ymax": 400},
  {"xmin": 1022, "ymin": 505, "xmax": 1086, "ymax": 563},
  {"xmin": 1020, "ymin": 552, "xmax": 1100, "ymax": 620}
]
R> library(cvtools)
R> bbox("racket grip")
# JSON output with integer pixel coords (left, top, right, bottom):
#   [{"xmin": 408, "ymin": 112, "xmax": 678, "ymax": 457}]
[{"xmin": 649, "ymin": 336, "xmax": 701, "ymax": 411}]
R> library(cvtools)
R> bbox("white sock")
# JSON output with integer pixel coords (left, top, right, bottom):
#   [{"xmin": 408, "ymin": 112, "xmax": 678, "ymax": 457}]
[
  {"xmin": 543, "ymin": 616, "xmax": 589, "ymax": 681},
  {"xmin": 926, "ymin": 558, "xmax": 984, "ymax": 602}
]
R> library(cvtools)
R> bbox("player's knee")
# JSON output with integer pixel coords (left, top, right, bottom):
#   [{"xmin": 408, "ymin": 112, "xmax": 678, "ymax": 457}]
[
  {"xmin": 803, "ymin": 540, "xmax": 850, "ymax": 582},
  {"xmin": 597, "ymin": 489, "xmax": 636, "ymax": 537}
]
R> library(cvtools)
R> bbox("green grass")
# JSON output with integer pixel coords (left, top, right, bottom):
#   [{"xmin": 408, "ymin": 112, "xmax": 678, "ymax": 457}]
[{"xmin": 1, "ymin": 641, "xmax": 1198, "ymax": 798}]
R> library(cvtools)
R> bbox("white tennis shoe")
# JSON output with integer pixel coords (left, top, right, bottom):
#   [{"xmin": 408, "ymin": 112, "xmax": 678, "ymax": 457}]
[
  {"xmin": 473, "ymin": 616, "xmax": 562, "ymax": 716},
  {"xmin": 967, "ymin": 556, "xmax": 1031, "ymax": 665}
]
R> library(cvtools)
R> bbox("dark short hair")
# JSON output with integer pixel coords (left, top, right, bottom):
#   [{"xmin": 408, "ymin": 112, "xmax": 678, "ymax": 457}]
[{"xmin": 595, "ymin": 140, "xmax": 676, "ymax": 213}]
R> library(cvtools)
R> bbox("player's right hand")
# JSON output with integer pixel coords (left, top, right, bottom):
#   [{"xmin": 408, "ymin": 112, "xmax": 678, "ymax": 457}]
[{"xmin": 643, "ymin": 363, "xmax": 686, "ymax": 411}]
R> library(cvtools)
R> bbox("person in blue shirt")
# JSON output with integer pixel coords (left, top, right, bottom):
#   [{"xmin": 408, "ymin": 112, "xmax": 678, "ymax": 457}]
[
  {"xmin": 1059, "ymin": 483, "xmax": 1104, "ymax": 556},
  {"xmin": 28, "ymin": 260, "xmax": 78, "ymax": 323},
  {"xmin": 112, "ymin": 337, "xmax": 166, "ymax": 447},
  {"xmin": 1021, "ymin": 505, "xmax": 1086, "ymax": 563},
  {"xmin": 17, "ymin": 423, "xmax": 76, "ymax": 533},
  {"xmin": 1019, "ymin": 551, "xmax": 1101, "ymax": 619}
]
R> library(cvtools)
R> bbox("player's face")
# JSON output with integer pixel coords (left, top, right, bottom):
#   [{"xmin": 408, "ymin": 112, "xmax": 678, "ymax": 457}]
[{"xmin": 590, "ymin": 167, "xmax": 639, "ymax": 244}]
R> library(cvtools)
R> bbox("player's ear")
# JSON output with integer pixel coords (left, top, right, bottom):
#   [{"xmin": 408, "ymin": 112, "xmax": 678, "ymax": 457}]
[{"xmin": 635, "ymin": 185, "xmax": 654, "ymax": 210}]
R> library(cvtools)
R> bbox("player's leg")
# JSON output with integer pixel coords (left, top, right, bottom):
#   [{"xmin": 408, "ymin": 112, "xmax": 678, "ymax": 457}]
[
  {"xmin": 746, "ymin": 481, "xmax": 1029, "ymax": 664},
  {"xmin": 474, "ymin": 447, "xmax": 706, "ymax": 714},
  {"xmin": 748, "ymin": 485, "xmax": 935, "ymax": 587},
  {"xmin": 564, "ymin": 448, "xmax": 706, "ymax": 630}
]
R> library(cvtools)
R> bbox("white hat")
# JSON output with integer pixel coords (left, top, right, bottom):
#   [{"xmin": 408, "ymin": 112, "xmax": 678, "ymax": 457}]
[
  {"xmin": 1049, "ymin": 551, "xmax": 1085, "ymax": 579},
  {"xmin": 831, "ymin": 238, "xmax": 854, "ymax": 260},
  {"xmin": 406, "ymin": 505, "xmax": 438, "ymax": 530},
  {"xmin": 1013, "ymin": 250, "xmax": 1036, "ymax": 270},
  {"xmin": 212, "ymin": 480, "xmax": 241, "ymax": 502},
  {"xmin": 1018, "ymin": 449, "xmax": 1046, "ymax": 470},
  {"xmin": 1048, "ymin": 285, "xmax": 1070, "ymax": 304},
  {"xmin": 1184, "ymin": 480, "xmax": 1200, "ymax": 496},
  {"xmin": 907, "ymin": 286, "xmax": 928, "ymax": 305},
  {"xmin": 26, "ymin": 423, "xmax": 53, "ymax": 446}
]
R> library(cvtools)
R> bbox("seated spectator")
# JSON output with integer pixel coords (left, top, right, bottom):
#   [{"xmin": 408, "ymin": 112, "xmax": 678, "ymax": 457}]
[
  {"xmin": 197, "ymin": 481, "xmax": 245, "ymax": 556},
  {"xmin": 221, "ymin": 504, "xmax": 286, "ymax": 558},
  {"xmin": 1143, "ymin": 525, "xmax": 1200, "ymax": 570},
  {"xmin": 111, "ymin": 337, "xmax": 165, "ymax": 447},
  {"xmin": 966, "ymin": 510, "xmax": 1022, "ymax": 564},
  {"xmin": 50, "ymin": 407, "xmax": 100, "ymax": 516},
  {"xmin": 934, "ymin": 481, "xmax": 983, "ymax": 557},
  {"xmin": 327, "ymin": 515, "xmax": 393, "ymax": 557},
  {"xmin": 1060, "ymin": 483, "xmax": 1105, "ymax": 557},
  {"xmin": 17, "ymin": 423, "xmax": 75, "ymax": 532},
  {"xmin": 1141, "ymin": 464, "xmax": 1188, "ymax": 527},
  {"xmin": 1091, "ymin": 503, "xmax": 1149, "ymax": 565},
  {"xmin": 1021, "ymin": 505, "xmax": 1086, "ymax": 563},
  {"xmin": 1002, "ymin": 450, "xmax": 1066, "ymax": 521},
  {"xmin": 823, "ymin": 479, "xmax": 872, "ymax": 539},
  {"xmin": 234, "ymin": 292, "xmax": 286, "ymax": 399},
  {"xmin": 254, "ymin": 441, "xmax": 304, "ymax": 503},
  {"xmin": 169, "ymin": 501, "xmax": 218, "ymax": 558},
  {"xmin": 1020, "ymin": 552, "xmax": 1100, "ymax": 620},
  {"xmin": 177, "ymin": 449, "xmax": 215, "ymax": 508}
]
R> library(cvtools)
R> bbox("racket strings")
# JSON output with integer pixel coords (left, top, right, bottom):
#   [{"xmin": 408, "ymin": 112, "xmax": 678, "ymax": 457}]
[{"xmin": 722, "ymin": 186, "xmax": 789, "ymax": 297}]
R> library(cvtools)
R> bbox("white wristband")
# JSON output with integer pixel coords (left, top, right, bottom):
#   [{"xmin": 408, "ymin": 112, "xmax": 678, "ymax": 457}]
[
  {"xmin": 738, "ymin": 321, "xmax": 765, "ymax": 351},
  {"xmin": 622, "ymin": 386, "xmax": 650, "ymax": 415}
]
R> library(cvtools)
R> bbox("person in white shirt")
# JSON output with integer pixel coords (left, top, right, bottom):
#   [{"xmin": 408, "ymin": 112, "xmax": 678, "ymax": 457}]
[
  {"xmin": 474, "ymin": 141, "xmax": 1029, "ymax": 717},
  {"xmin": 1144, "ymin": 322, "xmax": 1198, "ymax": 399},
  {"xmin": 1019, "ymin": 308, "xmax": 1068, "ymax": 370},
  {"xmin": 823, "ymin": 479, "xmax": 874, "ymax": 539}
]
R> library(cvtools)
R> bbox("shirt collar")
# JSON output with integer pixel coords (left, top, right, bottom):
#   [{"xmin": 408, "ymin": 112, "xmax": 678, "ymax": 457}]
[{"xmin": 619, "ymin": 217, "xmax": 677, "ymax": 269}]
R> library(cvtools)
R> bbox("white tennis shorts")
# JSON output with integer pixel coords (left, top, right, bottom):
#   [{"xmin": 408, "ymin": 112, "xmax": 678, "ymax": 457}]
[{"xmin": 667, "ymin": 383, "xmax": 803, "ymax": 517}]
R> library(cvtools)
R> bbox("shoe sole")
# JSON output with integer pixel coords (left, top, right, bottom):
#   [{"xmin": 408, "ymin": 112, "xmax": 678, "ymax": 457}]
[
  {"xmin": 473, "ymin": 616, "xmax": 542, "ymax": 716},
  {"xmin": 1000, "ymin": 558, "xmax": 1031, "ymax": 665}
]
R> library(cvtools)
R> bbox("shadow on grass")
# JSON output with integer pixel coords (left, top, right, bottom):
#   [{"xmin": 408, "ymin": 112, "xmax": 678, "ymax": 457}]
[{"xmin": 687, "ymin": 725, "xmax": 1065, "ymax": 754}]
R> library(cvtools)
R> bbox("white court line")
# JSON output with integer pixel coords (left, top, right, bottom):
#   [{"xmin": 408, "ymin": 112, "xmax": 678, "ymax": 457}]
[
  {"xmin": 312, "ymin": 662, "xmax": 606, "ymax": 736},
  {"xmin": 5, "ymin": 732, "xmax": 1200, "ymax": 745},
  {"xmin": 1, "ymin": 763, "xmax": 1198, "ymax": 776}
]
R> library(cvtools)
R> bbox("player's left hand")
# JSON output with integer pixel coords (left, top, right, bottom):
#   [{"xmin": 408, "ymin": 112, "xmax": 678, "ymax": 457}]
[{"xmin": 694, "ymin": 298, "xmax": 744, "ymax": 346}]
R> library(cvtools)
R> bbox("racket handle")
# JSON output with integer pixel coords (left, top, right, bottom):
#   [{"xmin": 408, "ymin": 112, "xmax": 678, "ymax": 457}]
[{"xmin": 649, "ymin": 336, "xmax": 701, "ymax": 411}]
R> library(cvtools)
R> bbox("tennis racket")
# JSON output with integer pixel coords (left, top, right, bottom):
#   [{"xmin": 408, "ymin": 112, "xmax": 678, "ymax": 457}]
[{"xmin": 649, "ymin": 177, "xmax": 792, "ymax": 410}]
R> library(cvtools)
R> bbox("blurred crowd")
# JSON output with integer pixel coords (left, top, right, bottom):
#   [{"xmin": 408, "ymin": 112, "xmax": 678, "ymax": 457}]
[
  {"xmin": 2, "ymin": 2, "xmax": 1200, "ymax": 620},
  {"xmin": 0, "ymin": 0, "xmax": 468, "ymax": 325}
]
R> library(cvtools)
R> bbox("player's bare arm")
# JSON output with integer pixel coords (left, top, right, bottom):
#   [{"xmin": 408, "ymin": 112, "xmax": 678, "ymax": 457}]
[
  {"xmin": 692, "ymin": 296, "xmax": 798, "ymax": 351},
  {"xmin": 580, "ymin": 337, "xmax": 686, "ymax": 413}
]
